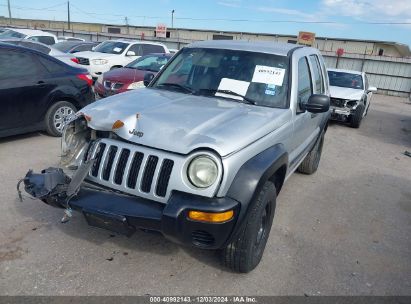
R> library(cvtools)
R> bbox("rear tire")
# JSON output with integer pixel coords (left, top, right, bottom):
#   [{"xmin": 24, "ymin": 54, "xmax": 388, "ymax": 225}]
[
  {"xmin": 45, "ymin": 101, "xmax": 76, "ymax": 137},
  {"xmin": 350, "ymin": 104, "xmax": 365, "ymax": 128},
  {"xmin": 221, "ymin": 181, "xmax": 276, "ymax": 273},
  {"xmin": 297, "ymin": 131, "xmax": 325, "ymax": 175}
]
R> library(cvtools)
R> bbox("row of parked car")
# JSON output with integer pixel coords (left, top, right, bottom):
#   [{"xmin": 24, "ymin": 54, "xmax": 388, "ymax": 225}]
[{"xmin": 0, "ymin": 28, "xmax": 175, "ymax": 137}]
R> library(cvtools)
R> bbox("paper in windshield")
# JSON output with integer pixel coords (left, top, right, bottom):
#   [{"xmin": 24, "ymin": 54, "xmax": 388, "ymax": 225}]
[
  {"xmin": 252, "ymin": 65, "xmax": 285, "ymax": 86},
  {"xmin": 216, "ymin": 78, "xmax": 250, "ymax": 100}
]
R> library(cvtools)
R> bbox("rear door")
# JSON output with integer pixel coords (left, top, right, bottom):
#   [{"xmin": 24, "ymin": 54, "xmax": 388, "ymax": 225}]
[{"xmin": 0, "ymin": 48, "xmax": 51, "ymax": 131}]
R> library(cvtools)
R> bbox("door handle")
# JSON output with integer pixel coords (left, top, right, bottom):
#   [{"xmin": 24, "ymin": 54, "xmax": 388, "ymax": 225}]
[{"xmin": 310, "ymin": 113, "xmax": 318, "ymax": 118}]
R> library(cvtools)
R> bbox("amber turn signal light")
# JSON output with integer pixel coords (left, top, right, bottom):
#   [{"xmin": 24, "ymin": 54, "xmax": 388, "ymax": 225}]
[
  {"xmin": 188, "ymin": 210, "xmax": 234, "ymax": 223},
  {"xmin": 112, "ymin": 120, "xmax": 124, "ymax": 129}
]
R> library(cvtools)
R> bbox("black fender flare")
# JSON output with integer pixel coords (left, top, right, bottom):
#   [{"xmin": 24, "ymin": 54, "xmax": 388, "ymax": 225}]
[{"xmin": 224, "ymin": 144, "xmax": 288, "ymax": 245}]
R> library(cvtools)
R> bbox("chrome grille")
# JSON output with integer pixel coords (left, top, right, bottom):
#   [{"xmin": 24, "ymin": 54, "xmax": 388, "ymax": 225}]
[
  {"xmin": 76, "ymin": 57, "xmax": 90, "ymax": 65},
  {"xmin": 86, "ymin": 139, "xmax": 176, "ymax": 203}
]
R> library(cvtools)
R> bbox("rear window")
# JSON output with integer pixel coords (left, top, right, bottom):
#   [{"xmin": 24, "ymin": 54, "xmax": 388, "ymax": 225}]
[
  {"xmin": 142, "ymin": 44, "xmax": 166, "ymax": 55},
  {"xmin": 37, "ymin": 56, "xmax": 64, "ymax": 73},
  {"xmin": 53, "ymin": 42, "xmax": 77, "ymax": 53},
  {"xmin": 0, "ymin": 30, "xmax": 26, "ymax": 39},
  {"xmin": 19, "ymin": 41, "xmax": 50, "ymax": 54}
]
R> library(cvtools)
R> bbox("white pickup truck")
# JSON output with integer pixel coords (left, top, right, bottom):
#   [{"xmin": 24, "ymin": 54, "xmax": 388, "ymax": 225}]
[{"xmin": 74, "ymin": 40, "xmax": 169, "ymax": 79}]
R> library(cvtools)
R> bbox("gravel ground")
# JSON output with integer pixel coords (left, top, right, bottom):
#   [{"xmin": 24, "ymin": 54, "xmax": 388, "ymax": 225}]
[{"xmin": 0, "ymin": 94, "xmax": 410, "ymax": 296}]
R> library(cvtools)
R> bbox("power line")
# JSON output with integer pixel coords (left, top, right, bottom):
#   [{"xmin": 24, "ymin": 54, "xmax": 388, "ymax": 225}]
[
  {"xmin": 0, "ymin": 2, "xmax": 66, "ymax": 12},
  {"xmin": 1, "ymin": 4, "xmax": 410, "ymax": 25}
]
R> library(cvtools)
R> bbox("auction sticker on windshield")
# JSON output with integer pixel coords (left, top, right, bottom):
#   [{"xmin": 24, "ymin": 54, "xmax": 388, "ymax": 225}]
[{"xmin": 252, "ymin": 65, "xmax": 285, "ymax": 86}]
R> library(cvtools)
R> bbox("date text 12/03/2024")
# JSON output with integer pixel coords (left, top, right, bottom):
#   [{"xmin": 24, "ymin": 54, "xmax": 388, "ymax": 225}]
[{"xmin": 149, "ymin": 296, "xmax": 257, "ymax": 303}]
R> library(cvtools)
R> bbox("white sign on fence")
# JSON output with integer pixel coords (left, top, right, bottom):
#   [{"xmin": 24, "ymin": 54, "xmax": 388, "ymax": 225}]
[{"xmin": 156, "ymin": 24, "xmax": 167, "ymax": 38}]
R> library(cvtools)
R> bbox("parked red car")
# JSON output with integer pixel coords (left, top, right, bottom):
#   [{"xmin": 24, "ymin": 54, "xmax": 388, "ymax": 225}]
[{"xmin": 94, "ymin": 53, "xmax": 172, "ymax": 97}]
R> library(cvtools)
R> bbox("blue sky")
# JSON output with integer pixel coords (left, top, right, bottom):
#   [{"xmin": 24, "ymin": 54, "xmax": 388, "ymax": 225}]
[{"xmin": 1, "ymin": 0, "xmax": 410, "ymax": 46}]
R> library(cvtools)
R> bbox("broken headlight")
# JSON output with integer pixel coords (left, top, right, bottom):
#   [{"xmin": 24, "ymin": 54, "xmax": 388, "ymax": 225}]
[
  {"xmin": 61, "ymin": 117, "xmax": 91, "ymax": 169},
  {"xmin": 345, "ymin": 100, "xmax": 359, "ymax": 108}
]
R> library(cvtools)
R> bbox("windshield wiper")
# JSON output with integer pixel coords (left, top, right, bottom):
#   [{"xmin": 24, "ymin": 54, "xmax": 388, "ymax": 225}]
[
  {"xmin": 198, "ymin": 89, "xmax": 256, "ymax": 105},
  {"xmin": 156, "ymin": 83, "xmax": 194, "ymax": 94}
]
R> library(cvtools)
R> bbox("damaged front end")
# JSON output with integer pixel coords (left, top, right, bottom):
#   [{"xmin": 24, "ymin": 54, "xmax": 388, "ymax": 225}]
[
  {"xmin": 18, "ymin": 114, "xmax": 96, "ymax": 209},
  {"xmin": 330, "ymin": 97, "xmax": 360, "ymax": 121}
]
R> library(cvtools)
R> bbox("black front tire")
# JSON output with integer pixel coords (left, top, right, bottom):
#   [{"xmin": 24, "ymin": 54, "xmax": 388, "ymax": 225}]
[
  {"xmin": 297, "ymin": 130, "xmax": 325, "ymax": 175},
  {"xmin": 221, "ymin": 181, "xmax": 276, "ymax": 273},
  {"xmin": 45, "ymin": 101, "xmax": 76, "ymax": 137},
  {"xmin": 350, "ymin": 104, "xmax": 365, "ymax": 128}
]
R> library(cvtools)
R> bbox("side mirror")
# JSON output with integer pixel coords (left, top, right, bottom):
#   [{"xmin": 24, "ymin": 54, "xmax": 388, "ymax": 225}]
[
  {"xmin": 304, "ymin": 94, "xmax": 330, "ymax": 113},
  {"xmin": 144, "ymin": 73, "xmax": 155, "ymax": 87},
  {"xmin": 91, "ymin": 46, "xmax": 96, "ymax": 51},
  {"xmin": 126, "ymin": 50, "xmax": 136, "ymax": 56},
  {"xmin": 368, "ymin": 86, "xmax": 377, "ymax": 93}
]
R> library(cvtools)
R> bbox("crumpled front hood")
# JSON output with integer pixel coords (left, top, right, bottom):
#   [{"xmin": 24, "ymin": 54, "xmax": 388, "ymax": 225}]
[
  {"xmin": 80, "ymin": 89, "xmax": 290, "ymax": 156},
  {"xmin": 330, "ymin": 86, "xmax": 364, "ymax": 100},
  {"xmin": 74, "ymin": 51, "xmax": 118, "ymax": 60}
]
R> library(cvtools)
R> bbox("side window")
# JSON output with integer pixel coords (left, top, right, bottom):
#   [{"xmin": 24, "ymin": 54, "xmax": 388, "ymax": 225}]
[
  {"xmin": 29, "ymin": 36, "xmax": 55, "ymax": 46},
  {"xmin": 297, "ymin": 57, "xmax": 313, "ymax": 111},
  {"xmin": 141, "ymin": 44, "xmax": 165, "ymax": 55},
  {"xmin": 309, "ymin": 55, "xmax": 324, "ymax": 94},
  {"xmin": 0, "ymin": 49, "xmax": 42, "ymax": 80},
  {"xmin": 37, "ymin": 56, "xmax": 64, "ymax": 74},
  {"xmin": 128, "ymin": 44, "xmax": 143, "ymax": 56}
]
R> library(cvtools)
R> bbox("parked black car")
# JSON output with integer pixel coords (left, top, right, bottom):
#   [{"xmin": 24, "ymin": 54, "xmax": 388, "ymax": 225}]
[
  {"xmin": 0, "ymin": 43, "xmax": 95, "ymax": 138},
  {"xmin": 53, "ymin": 41, "xmax": 100, "ymax": 54}
]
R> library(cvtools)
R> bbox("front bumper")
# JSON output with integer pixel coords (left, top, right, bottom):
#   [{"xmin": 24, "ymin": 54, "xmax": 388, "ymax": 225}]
[
  {"xmin": 330, "ymin": 106, "xmax": 356, "ymax": 120},
  {"xmin": 74, "ymin": 187, "xmax": 239, "ymax": 249}
]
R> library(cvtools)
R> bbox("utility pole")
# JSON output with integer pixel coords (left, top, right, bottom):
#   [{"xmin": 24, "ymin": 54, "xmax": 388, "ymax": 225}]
[
  {"xmin": 125, "ymin": 16, "xmax": 129, "ymax": 34},
  {"xmin": 171, "ymin": 9, "xmax": 175, "ymax": 28},
  {"xmin": 7, "ymin": 0, "xmax": 12, "ymax": 25},
  {"xmin": 67, "ymin": 1, "xmax": 71, "ymax": 30}
]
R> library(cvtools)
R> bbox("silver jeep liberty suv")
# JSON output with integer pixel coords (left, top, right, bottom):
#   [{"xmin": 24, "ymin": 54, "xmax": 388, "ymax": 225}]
[{"xmin": 22, "ymin": 40, "xmax": 330, "ymax": 273}]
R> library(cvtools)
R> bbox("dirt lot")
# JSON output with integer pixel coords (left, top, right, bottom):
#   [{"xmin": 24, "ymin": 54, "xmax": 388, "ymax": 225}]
[{"xmin": 0, "ymin": 94, "xmax": 410, "ymax": 296}]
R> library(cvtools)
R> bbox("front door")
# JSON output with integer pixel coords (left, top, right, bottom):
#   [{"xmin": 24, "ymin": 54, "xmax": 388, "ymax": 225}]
[{"xmin": 0, "ymin": 48, "xmax": 49, "ymax": 131}]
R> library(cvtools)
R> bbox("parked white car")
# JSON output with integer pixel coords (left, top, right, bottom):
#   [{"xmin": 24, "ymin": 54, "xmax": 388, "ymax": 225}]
[
  {"xmin": 0, "ymin": 28, "xmax": 58, "ymax": 45},
  {"xmin": 0, "ymin": 39, "xmax": 80, "ymax": 67},
  {"xmin": 74, "ymin": 40, "xmax": 169, "ymax": 79},
  {"xmin": 327, "ymin": 68, "xmax": 377, "ymax": 128}
]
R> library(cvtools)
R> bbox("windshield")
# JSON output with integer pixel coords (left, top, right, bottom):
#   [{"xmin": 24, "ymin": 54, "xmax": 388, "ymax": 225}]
[
  {"xmin": 126, "ymin": 54, "xmax": 170, "ymax": 72},
  {"xmin": 328, "ymin": 71, "xmax": 363, "ymax": 90},
  {"xmin": 151, "ymin": 48, "xmax": 289, "ymax": 109},
  {"xmin": 0, "ymin": 30, "xmax": 26, "ymax": 39},
  {"xmin": 94, "ymin": 41, "xmax": 129, "ymax": 54}
]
